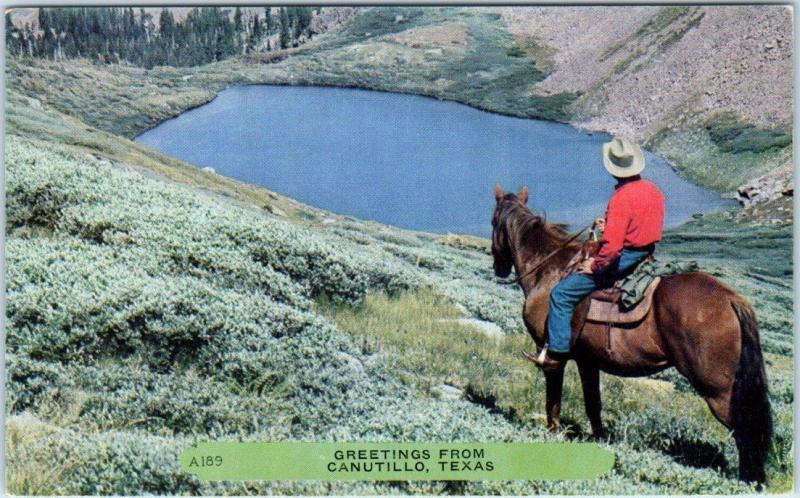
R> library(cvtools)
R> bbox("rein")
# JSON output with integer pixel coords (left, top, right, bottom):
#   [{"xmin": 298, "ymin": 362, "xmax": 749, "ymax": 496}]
[{"xmin": 496, "ymin": 224, "xmax": 592, "ymax": 286}]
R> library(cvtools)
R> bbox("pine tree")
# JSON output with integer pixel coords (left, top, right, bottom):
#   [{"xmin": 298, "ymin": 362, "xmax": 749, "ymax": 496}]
[
  {"xmin": 159, "ymin": 9, "xmax": 174, "ymax": 40},
  {"xmin": 246, "ymin": 13, "xmax": 262, "ymax": 53},
  {"xmin": 214, "ymin": 9, "xmax": 235, "ymax": 61},
  {"xmin": 37, "ymin": 8, "xmax": 49, "ymax": 35},
  {"xmin": 234, "ymin": 7, "xmax": 242, "ymax": 32},
  {"xmin": 5, "ymin": 13, "xmax": 19, "ymax": 56},
  {"xmin": 278, "ymin": 7, "xmax": 290, "ymax": 49},
  {"xmin": 252, "ymin": 13, "xmax": 262, "ymax": 40},
  {"xmin": 24, "ymin": 23, "xmax": 34, "ymax": 57},
  {"xmin": 264, "ymin": 7, "xmax": 273, "ymax": 34},
  {"xmin": 139, "ymin": 8, "xmax": 150, "ymax": 43},
  {"xmin": 14, "ymin": 6, "xmax": 318, "ymax": 67},
  {"xmin": 37, "ymin": 8, "xmax": 55, "ymax": 58},
  {"xmin": 298, "ymin": 7, "xmax": 313, "ymax": 38}
]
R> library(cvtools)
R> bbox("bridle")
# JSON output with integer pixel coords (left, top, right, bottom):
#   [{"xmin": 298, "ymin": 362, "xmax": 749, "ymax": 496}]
[{"xmin": 496, "ymin": 223, "xmax": 592, "ymax": 286}]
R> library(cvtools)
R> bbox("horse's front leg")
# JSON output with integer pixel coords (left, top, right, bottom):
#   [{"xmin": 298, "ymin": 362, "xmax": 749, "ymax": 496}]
[
  {"xmin": 577, "ymin": 361, "xmax": 603, "ymax": 439},
  {"xmin": 544, "ymin": 366, "xmax": 566, "ymax": 432}
]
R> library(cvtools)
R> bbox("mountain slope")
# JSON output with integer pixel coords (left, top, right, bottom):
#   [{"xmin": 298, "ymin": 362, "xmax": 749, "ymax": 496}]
[{"xmin": 505, "ymin": 5, "xmax": 792, "ymax": 196}]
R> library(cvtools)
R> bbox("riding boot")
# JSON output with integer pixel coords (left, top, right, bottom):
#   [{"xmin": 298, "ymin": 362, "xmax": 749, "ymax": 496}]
[
  {"xmin": 532, "ymin": 346, "xmax": 569, "ymax": 372},
  {"xmin": 522, "ymin": 344, "xmax": 569, "ymax": 372}
]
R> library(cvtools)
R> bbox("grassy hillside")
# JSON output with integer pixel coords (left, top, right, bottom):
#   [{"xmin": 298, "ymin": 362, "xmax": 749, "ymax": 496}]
[{"xmin": 4, "ymin": 5, "xmax": 794, "ymax": 494}]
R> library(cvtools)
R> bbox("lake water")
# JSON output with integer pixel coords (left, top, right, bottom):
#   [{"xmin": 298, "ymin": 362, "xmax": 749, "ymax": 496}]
[{"xmin": 136, "ymin": 85, "xmax": 734, "ymax": 237}]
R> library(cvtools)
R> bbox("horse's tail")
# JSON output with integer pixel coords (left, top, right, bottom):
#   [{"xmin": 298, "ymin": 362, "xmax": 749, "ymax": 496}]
[{"xmin": 730, "ymin": 297, "xmax": 772, "ymax": 484}]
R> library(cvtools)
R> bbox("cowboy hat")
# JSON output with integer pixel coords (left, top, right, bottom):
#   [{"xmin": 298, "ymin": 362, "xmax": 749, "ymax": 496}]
[{"xmin": 602, "ymin": 137, "xmax": 645, "ymax": 178}]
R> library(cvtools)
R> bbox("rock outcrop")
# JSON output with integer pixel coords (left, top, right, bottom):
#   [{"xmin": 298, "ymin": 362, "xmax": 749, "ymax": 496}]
[{"xmin": 737, "ymin": 168, "xmax": 794, "ymax": 208}]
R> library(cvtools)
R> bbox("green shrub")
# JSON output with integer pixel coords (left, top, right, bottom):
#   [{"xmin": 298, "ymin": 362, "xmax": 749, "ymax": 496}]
[{"xmin": 705, "ymin": 112, "xmax": 792, "ymax": 154}]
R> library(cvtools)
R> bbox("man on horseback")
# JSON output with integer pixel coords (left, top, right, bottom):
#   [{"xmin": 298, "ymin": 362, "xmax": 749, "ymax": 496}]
[
  {"xmin": 492, "ymin": 139, "xmax": 771, "ymax": 483},
  {"xmin": 533, "ymin": 137, "xmax": 665, "ymax": 370}
]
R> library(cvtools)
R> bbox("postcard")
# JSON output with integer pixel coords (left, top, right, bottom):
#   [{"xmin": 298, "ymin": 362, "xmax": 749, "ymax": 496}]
[{"xmin": 3, "ymin": 3, "xmax": 793, "ymax": 495}]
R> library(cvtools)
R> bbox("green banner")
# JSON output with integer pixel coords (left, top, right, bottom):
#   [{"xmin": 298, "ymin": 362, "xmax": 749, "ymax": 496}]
[{"xmin": 180, "ymin": 442, "xmax": 614, "ymax": 481}]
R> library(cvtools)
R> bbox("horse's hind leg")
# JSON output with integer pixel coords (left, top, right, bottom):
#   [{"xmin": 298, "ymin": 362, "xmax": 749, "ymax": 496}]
[
  {"xmin": 704, "ymin": 390, "xmax": 733, "ymax": 427},
  {"xmin": 704, "ymin": 374, "xmax": 770, "ymax": 485},
  {"xmin": 662, "ymin": 291, "xmax": 771, "ymax": 484},
  {"xmin": 577, "ymin": 361, "xmax": 604, "ymax": 439}
]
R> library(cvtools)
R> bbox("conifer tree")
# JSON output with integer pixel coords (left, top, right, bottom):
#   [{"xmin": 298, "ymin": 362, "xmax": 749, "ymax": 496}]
[
  {"xmin": 246, "ymin": 13, "xmax": 262, "ymax": 53},
  {"xmin": 234, "ymin": 7, "xmax": 242, "ymax": 33},
  {"xmin": 264, "ymin": 7, "xmax": 273, "ymax": 34},
  {"xmin": 5, "ymin": 13, "xmax": 19, "ymax": 55},
  {"xmin": 278, "ymin": 7, "xmax": 290, "ymax": 49},
  {"xmin": 159, "ymin": 9, "xmax": 174, "ymax": 41},
  {"xmin": 24, "ymin": 23, "xmax": 34, "ymax": 57},
  {"xmin": 7, "ymin": 6, "xmax": 319, "ymax": 66},
  {"xmin": 252, "ymin": 13, "xmax": 262, "ymax": 40}
]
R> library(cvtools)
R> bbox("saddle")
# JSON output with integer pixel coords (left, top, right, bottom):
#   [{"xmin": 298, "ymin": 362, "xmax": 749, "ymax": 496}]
[
  {"xmin": 570, "ymin": 277, "xmax": 661, "ymax": 352},
  {"xmin": 566, "ymin": 236, "xmax": 662, "ymax": 347},
  {"xmin": 585, "ymin": 276, "xmax": 661, "ymax": 324},
  {"xmin": 569, "ymin": 276, "xmax": 661, "ymax": 351}
]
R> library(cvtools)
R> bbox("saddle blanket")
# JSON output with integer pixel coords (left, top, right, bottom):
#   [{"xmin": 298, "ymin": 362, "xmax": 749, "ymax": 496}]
[{"xmin": 586, "ymin": 277, "xmax": 661, "ymax": 324}]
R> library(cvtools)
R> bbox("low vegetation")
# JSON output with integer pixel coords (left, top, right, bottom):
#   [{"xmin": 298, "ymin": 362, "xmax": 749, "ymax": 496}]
[
  {"xmin": 646, "ymin": 108, "xmax": 792, "ymax": 192},
  {"xmin": 648, "ymin": 124, "xmax": 793, "ymax": 192},
  {"xmin": 705, "ymin": 111, "xmax": 793, "ymax": 155}
]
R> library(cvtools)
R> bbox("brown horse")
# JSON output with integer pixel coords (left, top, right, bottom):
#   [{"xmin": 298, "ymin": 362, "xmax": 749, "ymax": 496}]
[{"xmin": 491, "ymin": 185, "xmax": 772, "ymax": 483}]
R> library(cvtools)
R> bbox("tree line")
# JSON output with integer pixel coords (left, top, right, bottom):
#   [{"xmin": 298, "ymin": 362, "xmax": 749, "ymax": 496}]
[{"xmin": 5, "ymin": 6, "xmax": 317, "ymax": 68}]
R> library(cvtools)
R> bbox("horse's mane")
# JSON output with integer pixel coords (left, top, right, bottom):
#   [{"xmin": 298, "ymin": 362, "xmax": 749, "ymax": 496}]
[{"xmin": 498, "ymin": 194, "xmax": 572, "ymax": 252}]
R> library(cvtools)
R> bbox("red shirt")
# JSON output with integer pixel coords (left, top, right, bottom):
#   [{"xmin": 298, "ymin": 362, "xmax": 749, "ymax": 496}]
[{"xmin": 591, "ymin": 178, "xmax": 665, "ymax": 272}]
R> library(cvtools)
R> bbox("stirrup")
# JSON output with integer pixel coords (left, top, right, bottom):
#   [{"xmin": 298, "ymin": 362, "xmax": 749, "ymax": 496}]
[
  {"xmin": 521, "ymin": 344, "xmax": 551, "ymax": 365},
  {"xmin": 537, "ymin": 344, "xmax": 549, "ymax": 363}
]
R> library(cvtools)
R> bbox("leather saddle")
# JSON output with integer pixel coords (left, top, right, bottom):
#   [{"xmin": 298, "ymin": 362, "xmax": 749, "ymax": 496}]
[
  {"xmin": 569, "ymin": 277, "xmax": 661, "ymax": 349},
  {"xmin": 585, "ymin": 276, "xmax": 661, "ymax": 324}
]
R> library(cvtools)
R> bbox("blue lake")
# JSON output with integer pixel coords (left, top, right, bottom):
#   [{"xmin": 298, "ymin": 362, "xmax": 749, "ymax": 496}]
[{"xmin": 136, "ymin": 85, "xmax": 735, "ymax": 237}]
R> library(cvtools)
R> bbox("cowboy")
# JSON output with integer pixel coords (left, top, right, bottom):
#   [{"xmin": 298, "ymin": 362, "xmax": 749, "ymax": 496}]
[{"xmin": 534, "ymin": 137, "xmax": 665, "ymax": 370}]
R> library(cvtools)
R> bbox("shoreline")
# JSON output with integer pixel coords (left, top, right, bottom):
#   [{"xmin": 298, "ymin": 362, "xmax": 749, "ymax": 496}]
[
  {"xmin": 132, "ymin": 72, "xmax": 725, "ymax": 197},
  {"xmin": 9, "ymin": 54, "xmax": 769, "ymax": 222},
  {"xmin": 6, "ymin": 3, "xmax": 792, "ymax": 204},
  {"xmin": 130, "ymin": 48, "xmax": 763, "ymax": 201},
  {"xmin": 133, "ymin": 80, "xmax": 738, "ymax": 236}
]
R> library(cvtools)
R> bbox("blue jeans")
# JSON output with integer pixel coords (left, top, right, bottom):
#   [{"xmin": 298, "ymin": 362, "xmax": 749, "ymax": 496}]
[{"xmin": 546, "ymin": 248, "xmax": 653, "ymax": 353}]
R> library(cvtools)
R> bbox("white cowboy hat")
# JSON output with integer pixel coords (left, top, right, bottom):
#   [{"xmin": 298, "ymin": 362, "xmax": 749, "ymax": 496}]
[{"xmin": 602, "ymin": 137, "xmax": 645, "ymax": 178}]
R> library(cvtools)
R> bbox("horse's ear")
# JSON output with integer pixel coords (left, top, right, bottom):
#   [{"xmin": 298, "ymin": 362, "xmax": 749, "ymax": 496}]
[
  {"xmin": 519, "ymin": 186, "xmax": 529, "ymax": 205},
  {"xmin": 494, "ymin": 183, "xmax": 503, "ymax": 203}
]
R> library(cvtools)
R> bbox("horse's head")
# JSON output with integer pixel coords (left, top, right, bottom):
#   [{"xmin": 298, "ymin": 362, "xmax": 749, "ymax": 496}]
[{"xmin": 491, "ymin": 183, "xmax": 529, "ymax": 278}]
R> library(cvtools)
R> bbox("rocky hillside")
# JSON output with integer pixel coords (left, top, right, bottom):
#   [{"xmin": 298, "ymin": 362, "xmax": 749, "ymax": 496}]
[
  {"xmin": 503, "ymin": 6, "xmax": 791, "ymax": 138},
  {"xmin": 501, "ymin": 5, "xmax": 792, "ymax": 210}
]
